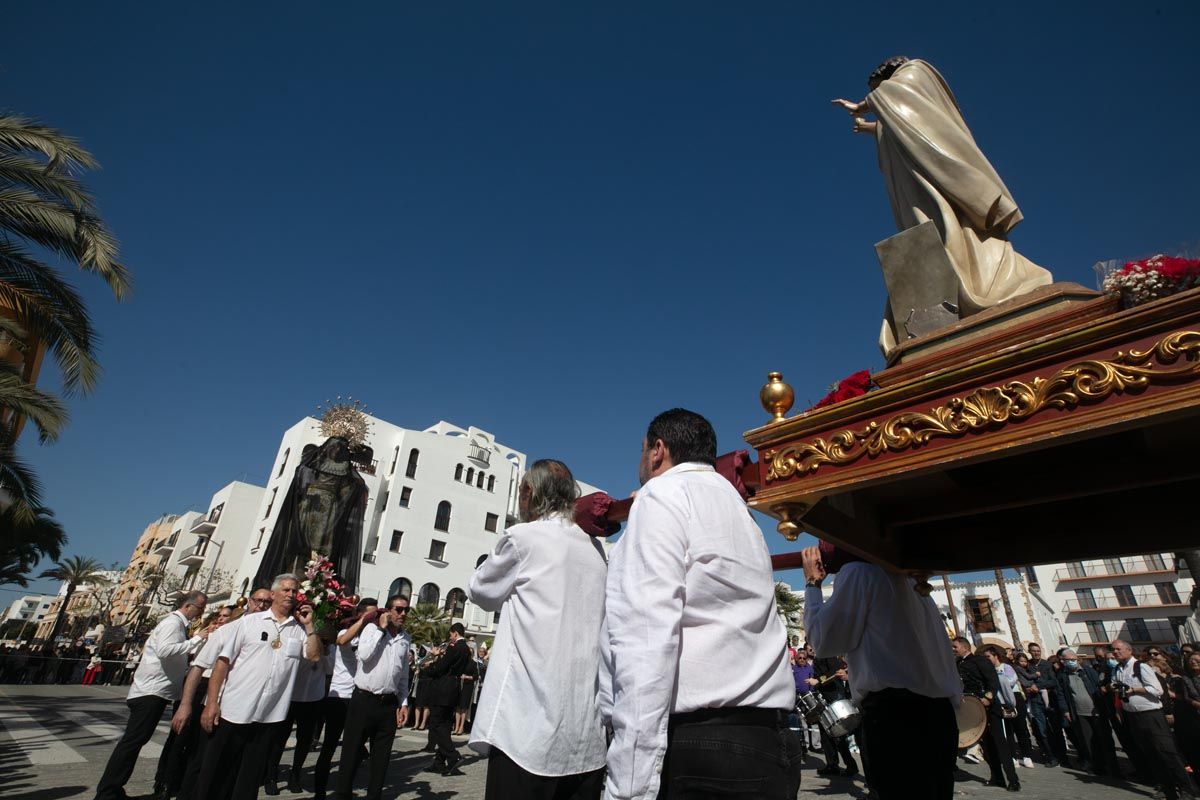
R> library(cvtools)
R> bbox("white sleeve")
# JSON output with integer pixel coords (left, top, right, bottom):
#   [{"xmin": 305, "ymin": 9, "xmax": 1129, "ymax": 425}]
[
  {"xmin": 151, "ymin": 616, "xmax": 196, "ymax": 659},
  {"xmin": 804, "ymin": 564, "xmax": 869, "ymax": 658},
  {"xmin": 468, "ymin": 531, "xmax": 523, "ymax": 611},
  {"xmin": 218, "ymin": 618, "xmax": 247, "ymax": 665},
  {"xmin": 356, "ymin": 622, "xmax": 385, "ymax": 666},
  {"xmin": 604, "ymin": 485, "xmax": 688, "ymax": 800},
  {"xmin": 192, "ymin": 631, "xmax": 225, "ymax": 672}
]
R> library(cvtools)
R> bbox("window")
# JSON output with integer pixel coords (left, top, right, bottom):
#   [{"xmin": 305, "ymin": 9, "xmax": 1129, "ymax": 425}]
[
  {"xmin": 418, "ymin": 582, "xmax": 440, "ymax": 607},
  {"xmin": 1170, "ymin": 616, "xmax": 1188, "ymax": 636},
  {"xmin": 1086, "ymin": 620, "xmax": 1108, "ymax": 643},
  {"xmin": 1147, "ymin": 553, "xmax": 1167, "ymax": 570},
  {"xmin": 1125, "ymin": 618, "xmax": 1150, "ymax": 642},
  {"xmin": 493, "ymin": 610, "xmax": 501, "ymax": 624},
  {"xmin": 965, "ymin": 597, "xmax": 996, "ymax": 633},
  {"xmin": 455, "ymin": 464, "xmax": 463, "ymax": 481},
  {"xmin": 445, "ymin": 588, "xmax": 467, "ymax": 618},
  {"xmin": 487, "ymin": 475, "xmax": 496, "ymax": 492},
  {"xmin": 1104, "ymin": 558, "xmax": 1126, "ymax": 575},
  {"xmin": 388, "ymin": 577, "xmax": 413, "ymax": 601},
  {"xmin": 476, "ymin": 554, "xmax": 488, "ymax": 568},
  {"xmin": 254, "ymin": 528, "xmax": 266, "ymax": 549},
  {"xmin": 428, "ymin": 539, "xmax": 447, "ymax": 561},
  {"xmin": 1074, "ymin": 588, "xmax": 1097, "ymax": 609},
  {"xmin": 1067, "ymin": 561, "xmax": 1086, "ymax": 578},
  {"xmin": 477, "ymin": 472, "xmax": 485, "ymax": 489},
  {"xmin": 276, "ymin": 448, "xmax": 290, "ymax": 478},
  {"xmin": 485, "ymin": 513, "xmax": 499, "ymax": 533},
  {"xmin": 389, "ymin": 530, "xmax": 404, "ymax": 553},
  {"xmin": 390, "ymin": 446, "xmax": 400, "ymax": 475},
  {"xmin": 405, "ymin": 448, "xmax": 419, "ymax": 479},
  {"xmin": 399, "ymin": 487, "xmax": 412, "ymax": 508},
  {"xmin": 265, "ymin": 488, "xmax": 277, "ymax": 518},
  {"xmin": 1113, "ymin": 585, "xmax": 1137, "ymax": 607},
  {"xmin": 466, "ymin": 467, "xmax": 475, "ymax": 484},
  {"xmin": 1155, "ymin": 582, "xmax": 1181, "ymax": 604},
  {"xmin": 434, "ymin": 501, "xmax": 452, "ymax": 532}
]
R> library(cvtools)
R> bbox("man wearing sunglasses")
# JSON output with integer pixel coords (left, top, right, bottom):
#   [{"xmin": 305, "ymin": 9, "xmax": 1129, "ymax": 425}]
[{"xmin": 335, "ymin": 595, "xmax": 411, "ymax": 800}]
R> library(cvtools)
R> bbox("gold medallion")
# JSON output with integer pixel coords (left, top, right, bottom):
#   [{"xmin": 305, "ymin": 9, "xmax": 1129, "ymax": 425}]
[{"xmin": 271, "ymin": 639, "xmax": 282, "ymax": 650}]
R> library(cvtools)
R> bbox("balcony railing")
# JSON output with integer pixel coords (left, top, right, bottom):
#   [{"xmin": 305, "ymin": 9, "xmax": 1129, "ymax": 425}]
[
  {"xmin": 177, "ymin": 541, "xmax": 209, "ymax": 566},
  {"xmin": 468, "ymin": 443, "xmax": 491, "ymax": 465},
  {"xmin": 353, "ymin": 459, "xmax": 378, "ymax": 476},
  {"xmin": 152, "ymin": 533, "xmax": 179, "ymax": 556},
  {"xmin": 1053, "ymin": 557, "xmax": 1183, "ymax": 583},
  {"xmin": 1072, "ymin": 624, "xmax": 1180, "ymax": 648},
  {"xmin": 1063, "ymin": 589, "xmax": 1187, "ymax": 613}
]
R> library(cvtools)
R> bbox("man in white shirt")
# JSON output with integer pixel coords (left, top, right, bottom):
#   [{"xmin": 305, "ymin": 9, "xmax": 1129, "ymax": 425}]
[
  {"xmin": 196, "ymin": 573, "xmax": 321, "ymax": 800},
  {"xmin": 469, "ymin": 458, "xmax": 608, "ymax": 800},
  {"xmin": 173, "ymin": 589, "xmax": 273, "ymax": 800},
  {"xmin": 94, "ymin": 590, "xmax": 209, "ymax": 800},
  {"xmin": 312, "ymin": 598, "xmax": 378, "ymax": 800},
  {"xmin": 606, "ymin": 409, "xmax": 800, "ymax": 800},
  {"xmin": 335, "ymin": 594, "xmax": 411, "ymax": 800},
  {"xmin": 801, "ymin": 542, "xmax": 961, "ymax": 799},
  {"xmin": 1111, "ymin": 639, "xmax": 1196, "ymax": 799}
]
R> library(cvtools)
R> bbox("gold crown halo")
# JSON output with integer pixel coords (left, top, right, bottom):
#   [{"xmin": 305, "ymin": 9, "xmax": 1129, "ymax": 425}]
[{"xmin": 317, "ymin": 397, "xmax": 370, "ymax": 447}]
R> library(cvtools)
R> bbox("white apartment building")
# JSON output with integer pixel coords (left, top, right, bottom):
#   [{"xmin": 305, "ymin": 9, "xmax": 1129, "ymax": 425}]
[
  {"xmin": 3, "ymin": 594, "xmax": 57, "ymax": 627},
  {"xmin": 160, "ymin": 482, "xmax": 266, "ymax": 605},
  {"xmin": 230, "ymin": 414, "xmax": 601, "ymax": 638},
  {"xmin": 1024, "ymin": 553, "xmax": 1194, "ymax": 653}
]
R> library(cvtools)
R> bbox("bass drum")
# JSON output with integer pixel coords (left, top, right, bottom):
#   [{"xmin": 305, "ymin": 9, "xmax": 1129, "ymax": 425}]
[{"xmin": 956, "ymin": 695, "xmax": 988, "ymax": 748}]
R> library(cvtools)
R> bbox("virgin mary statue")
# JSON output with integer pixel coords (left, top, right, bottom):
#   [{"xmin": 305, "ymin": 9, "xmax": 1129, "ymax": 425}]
[{"xmin": 838, "ymin": 57, "xmax": 1053, "ymax": 353}]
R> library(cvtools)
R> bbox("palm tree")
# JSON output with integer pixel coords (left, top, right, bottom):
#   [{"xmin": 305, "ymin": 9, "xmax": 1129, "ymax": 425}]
[
  {"xmin": 994, "ymin": 567, "xmax": 1022, "ymax": 651},
  {"xmin": 774, "ymin": 582, "xmax": 804, "ymax": 632},
  {"xmin": 38, "ymin": 555, "xmax": 106, "ymax": 645},
  {"xmin": 404, "ymin": 602, "xmax": 450, "ymax": 648},
  {"xmin": 0, "ymin": 504, "xmax": 64, "ymax": 585},
  {"xmin": 0, "ymin": 113, "xmax": 130, "ymax": 504}
]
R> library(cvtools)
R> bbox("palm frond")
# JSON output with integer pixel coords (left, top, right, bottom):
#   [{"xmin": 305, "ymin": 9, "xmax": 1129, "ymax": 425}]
[
  {"xmin": 38, "ymin": 554, "xmax": 105, "ymax": 583},
  {"xmin": 0, "ymin": 504, "xmax": 66, "ymax": 586},
  {"xmin": 0, "ymin": 239, "xmax": 99, "ymax": 392},
  {"xmin": 0, "ymin": 153, "xmax": 95, "ymax": 208},
  {"xmin": 0, "ymin": 445, "xmax": 44, "ymax": 523},
  {"xmin": 0, "ymin": 114, "xmax": 99, "ymax": 172},
  {"xmin": 0, "ymin": 364, "xmax": 68, "ymax": 442}
]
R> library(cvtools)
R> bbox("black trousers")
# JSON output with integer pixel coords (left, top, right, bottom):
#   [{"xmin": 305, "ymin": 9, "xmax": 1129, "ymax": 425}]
[
  {"xmin": 94, "ymin": 695, "xmax": 169, "ymax": 800},
  {"xmin": 336, "ymin": 690, "xmax": 398, "ymax": 800},
  {"xmin": 157, "ymin": 679, "xmax": 209, "ymax": 795},
  {"xmin": 195, "ymin": 718, "xmax": 287, "ymax": 800},
  {"xmin": 485, "ymin": 747, "xmax": 604, "ymax": 800},
  {"xmin": 1044, "ymin": 705, "xmax": 1069, "ymax": 763},
  {"xmin": 860, "ymin": 689, "xmax": 956, "ymax": 800},
  {"xmin": 657, "ymin": 709, "xmax": 803, "ymax": 800},
  {"xmin": 268, "ymin": 699, "xmax": 324, "ymax": 780},
  {"xmin": 1123, "ymin": 709, "xmax": 1195, "ymax": 798},
  {"xmin": 427, "ymin": 703, "xmax": 459, "ymax": 765},
  {"xmin": 1087, "ymin": 714, "xmax": 1122, "ymax": 776},
  {"xmin": 314, "ymin": 697, "xmax": 350, "ymax": 797},
  {"xmin": 818, "ymin": 726, "xmax": 857, "ymax": 772},
  {"xmin": 1066, "ymin": 712, "xmax": 1094, "ymax": 766},
  {"xmin": 980, "ymin": 713, "xmax": 1019, "ymax": 788}
]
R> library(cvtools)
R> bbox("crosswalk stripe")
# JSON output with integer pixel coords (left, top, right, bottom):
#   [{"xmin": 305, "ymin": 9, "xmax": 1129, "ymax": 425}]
[
  {"xmin": 0, "ymin": 711, "xmax": 88, "ymax": 765},
  {"xmin": 72, "ymin": 711, "xmax": 164, "ymax": 759}
]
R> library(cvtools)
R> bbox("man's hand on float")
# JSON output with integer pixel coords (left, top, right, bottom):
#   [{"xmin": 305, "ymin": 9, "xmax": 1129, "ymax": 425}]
[
  {"xmin": 801, "ymin": 547, "xmax": 826, "ymax": 586},
  {"xmin": 296, "ymin": 604, "xmax": 315, "ymax": 632}
]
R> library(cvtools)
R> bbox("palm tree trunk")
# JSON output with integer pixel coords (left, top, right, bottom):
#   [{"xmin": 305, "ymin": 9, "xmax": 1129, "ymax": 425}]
[
  {"xmin": 994, "ymin": 568, "xmax": 1021, "ymax": 651},
  {"xmin": 45, "ymin": 581, "xmax": 76, "ymax": 648}
]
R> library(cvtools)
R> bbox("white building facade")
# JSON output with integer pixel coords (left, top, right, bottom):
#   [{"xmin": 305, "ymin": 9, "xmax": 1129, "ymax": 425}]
[
  {"xmin": 230, "ymin": 414, "xmax": 600, "ymax": 638},
  {"xmin": 3, "ymin": 594, "xmax": 57, "ymax": 627}
]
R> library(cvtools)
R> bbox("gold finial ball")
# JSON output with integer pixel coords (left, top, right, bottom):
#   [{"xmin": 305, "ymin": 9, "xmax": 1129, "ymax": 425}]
[
  {"xmin": 760, "ymin": 371, "xmax": 794, "ymax": 424},
  {"xmin": 236, "ymin": 596, "xmax": 247, "ymax": 608},
  {"xmin": 777, "ymin": 519, "xmax": 801, "ymax": 541}
]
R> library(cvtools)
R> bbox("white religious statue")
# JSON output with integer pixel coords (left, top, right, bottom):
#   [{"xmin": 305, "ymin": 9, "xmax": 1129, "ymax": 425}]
[{"xmin": 833, "ymin": 57, "xmax": 1053, "ymax": 353}]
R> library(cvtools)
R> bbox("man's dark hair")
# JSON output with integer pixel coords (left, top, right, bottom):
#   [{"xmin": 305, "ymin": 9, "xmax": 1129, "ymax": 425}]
[
  {"xmin": 868, "ymin": 55, "xmax": 909, "ymax": 87},
  {"xmin": 356, "ymin": 597, "xmax": 379, "ymax": 612},
  {"xmin": 386, "ymin": 594, "xmax": 409, "ymax": 608},
  {"xmin": 646, "ymin": 408, "xmax": 717, "ymax": 467},
  {"xmin": 1027, "ymin": 642, "xmax": 1041, "ymax": 650},
  {"xmin": 952, "ymin": 636, "xmax": 972, "ymax": 648},
  {"xmin": 450, "ymin": 622, "xmax": 466, "ymax": 636}
]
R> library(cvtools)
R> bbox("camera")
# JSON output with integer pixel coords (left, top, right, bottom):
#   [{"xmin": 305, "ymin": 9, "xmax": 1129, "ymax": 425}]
[{"xmin": 1111, "ymin": 681, "xmax": 1131, "ymax": 700}]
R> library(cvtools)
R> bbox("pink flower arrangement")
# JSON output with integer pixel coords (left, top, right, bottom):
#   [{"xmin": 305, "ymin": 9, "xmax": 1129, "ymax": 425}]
[
  {"xmin": 1102, "ymin": 254, "xmax": 1200, "ymax": 307},
  {"xmin": 299, "ymin": 556, "xmax": 353, "ymax": 628}
]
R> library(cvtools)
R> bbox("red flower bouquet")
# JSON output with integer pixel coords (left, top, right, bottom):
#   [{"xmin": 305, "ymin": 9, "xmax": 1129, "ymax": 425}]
[
  {"xmin": 808, "ymin": 370, "xmax": 875, "ymax": 411},
  {"xmin": 298, "ymin": 556, "xmax": 354, "ymax": 629},
  {"xmin": 1102, "ymin": 254, "xmax": 1200, "ymax": 307}
]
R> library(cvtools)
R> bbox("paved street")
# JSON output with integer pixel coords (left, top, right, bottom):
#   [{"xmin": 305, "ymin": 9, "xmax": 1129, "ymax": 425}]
[{"xmin": 0, "ymin": 684, "xmax": 1164, "ymax": 800}]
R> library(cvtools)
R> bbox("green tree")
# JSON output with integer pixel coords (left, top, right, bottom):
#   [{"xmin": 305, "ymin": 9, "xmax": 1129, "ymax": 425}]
[
  {"xmin": 404, "ymin": 602, "xmax": 450, "ymax": 649},
  {"xmin": 38, "ymin": 555, "xmax": 107, "ymax": 644},
  {"xmin": 0, "ymin": 503, "xmax": 64, "ymax": 585},
  {"xmin": 775, "ymin": 582, "xmax": 803, "ymax": 629}
]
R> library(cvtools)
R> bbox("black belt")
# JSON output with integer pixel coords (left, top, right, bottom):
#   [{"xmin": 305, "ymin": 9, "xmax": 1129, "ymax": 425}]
[
  {"xmin": 352, "ymin": 687, "xmax": 398, "ymax": 702},
  {"xmin": 669, "ymin": 706, "xmax": 786, "ymax": 728}
]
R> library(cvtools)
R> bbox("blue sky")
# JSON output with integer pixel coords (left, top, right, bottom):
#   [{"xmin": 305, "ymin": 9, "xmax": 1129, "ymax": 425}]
[{"xmin": 3, "ymin": 2, "xmax": 1197, "ymax": 600}]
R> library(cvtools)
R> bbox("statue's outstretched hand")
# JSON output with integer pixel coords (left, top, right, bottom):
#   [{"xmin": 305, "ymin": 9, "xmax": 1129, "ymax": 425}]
[{"xmin": 832, "ymin": 98, "xmax": 868, "ymax": 115}]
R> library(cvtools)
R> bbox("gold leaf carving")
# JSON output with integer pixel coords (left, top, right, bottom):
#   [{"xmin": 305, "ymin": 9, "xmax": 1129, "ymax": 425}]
[{"xmin": 765, "ymin": 331, "xmax": 1200, "ymax": 483}]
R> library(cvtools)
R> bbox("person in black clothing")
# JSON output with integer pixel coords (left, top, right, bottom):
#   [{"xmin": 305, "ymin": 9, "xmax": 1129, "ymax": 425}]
[
  {"xmin": 812, "ymin": 655, "xmax": 858, "ymax": 778},
  {"xmin": 1054, "ymin": 648, "xmax": 1123, "ymax": 776},
  {"xmin": 952, "ymin": 638, "xmax": 1020, "ymax": 792},
  {"xmin": 423, "ymin": 623, "xmax": 472, "ymax": 775},
  {"xmin": 1023, "ymin": 642, "xmax": 1065, "ymax": 766}
]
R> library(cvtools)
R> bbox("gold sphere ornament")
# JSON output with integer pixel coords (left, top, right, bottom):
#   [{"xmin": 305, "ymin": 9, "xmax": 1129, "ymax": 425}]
[{"xmin": 760, "ymin": 371, "xmax": 794, "ymax": 424}]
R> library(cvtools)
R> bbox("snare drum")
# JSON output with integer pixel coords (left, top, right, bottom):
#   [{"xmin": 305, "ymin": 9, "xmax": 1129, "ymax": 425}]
[
  {"xmin": 797, "ymin": 692, "xmax": 825, "ymax": 724},
  {"xmin": 820, "ymin": 698, "xmax": 862, "ymax": 738}
]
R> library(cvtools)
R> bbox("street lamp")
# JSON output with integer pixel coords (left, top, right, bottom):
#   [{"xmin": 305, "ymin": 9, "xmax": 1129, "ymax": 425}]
[{"xmin": 202, "ymin": 539, "xmax": 226, "ymax": 594}]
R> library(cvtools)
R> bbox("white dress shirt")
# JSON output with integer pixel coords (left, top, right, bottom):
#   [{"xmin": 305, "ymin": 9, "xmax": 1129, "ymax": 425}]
[
  {"xmin": 468, "ymin": 515, "xmax": 609, "ymax": 777},
  {"xmin": 128, "ymin": 611, "xmax": 206, "ymax": 701},
  {"xmin": 194, "ymin": 620, "xmax": 242, "ymax": 680},
  {"xmin": 1113, "ymin": 657, "xmax": 1164, "ymax": 712},
  {"xmin": 217, "ymin": 609, "xmax": 309, "ymax": 724},
  {"xmin": 329, "ymin": 638, "xmax": 359, "ymax": 700},
  {"xmin": 605, "ymin": 463, "xmax": 795, "ymax": 800},
  {"xmin": 804, "ymin": 561, "xmax": 961, "ymax": 704},
  {"xmin": 353, "ymin": 623, "xmax": 412, "ymax": 701}
]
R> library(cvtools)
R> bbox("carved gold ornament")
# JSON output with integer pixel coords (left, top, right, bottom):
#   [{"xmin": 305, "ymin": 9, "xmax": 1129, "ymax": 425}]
[
  {"xmin": 765, "ymin": 330, "xmax": 1200, "ymax": 483},
  {"xmin": 318, "ymin": 398, "xmax": 370, "ymax": 447}
]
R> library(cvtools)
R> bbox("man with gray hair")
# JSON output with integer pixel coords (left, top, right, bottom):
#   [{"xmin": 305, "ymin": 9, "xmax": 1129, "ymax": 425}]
[
  {"xmin": 469, "ymin": 459, "xmax": 608, "ymax": 799},
  {"xmin": 196, "ymin": 573, "xmax": 321, "ymax": 800},
  {"xmin": 94, "ymin": 590, "xmax": 210, "ymax": 800}
]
